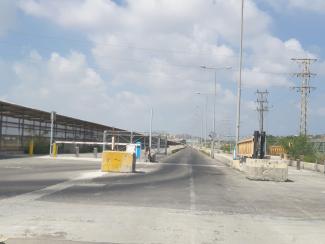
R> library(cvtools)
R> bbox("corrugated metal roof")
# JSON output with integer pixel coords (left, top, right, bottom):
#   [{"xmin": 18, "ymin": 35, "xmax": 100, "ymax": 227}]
[{"xmin": 0, "ymin": 100, "xmax": 126, "ymax": 132}]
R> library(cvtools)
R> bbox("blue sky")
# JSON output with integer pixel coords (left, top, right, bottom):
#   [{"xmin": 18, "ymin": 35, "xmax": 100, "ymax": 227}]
[
  {"xmin": 256, "ymin": 1, "xmax": 325, "ymax": 57},
  {"xmin": 0, "ymin": 0, "xmax": 324, "ymax": 138}
]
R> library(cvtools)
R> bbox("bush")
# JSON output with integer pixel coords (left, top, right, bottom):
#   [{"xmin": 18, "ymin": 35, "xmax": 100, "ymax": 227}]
[
  {"xmin": 279, "ymin": 135, "xmax": 315, "ymax": 162},
  {"xmin": 221, "ymin": 144, "xmax": 232, "ymax": 153}
]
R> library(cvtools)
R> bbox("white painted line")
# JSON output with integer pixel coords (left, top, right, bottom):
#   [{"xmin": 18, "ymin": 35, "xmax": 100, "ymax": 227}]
[
  {"xmin": 189, "ymin": 165, "xmax": 197, "ymax": 244},
  {"xmin": 76, "ymin": 171, "xmax": 106, "ymax": 180},
  {"xmin": 155, "ymin": 162, "xmax": 225, "ymax": 168},
  {"xmin": 0, "ymin": 171, "xmax": 106, "ymax": 203},
  {"xmin": 189, "ymin": 166, "xmax": 196, "ymax": 211},
  {"xmin": 3, "ymin": 166, "xmax": 23, "ymax": 169},
  {"xmin": 75, "ymin": 183, "xmax": 106, "ymax": 187},
  {"xmin": 36, "ymin": 156, "xmax": 101, "ymax": 162}
]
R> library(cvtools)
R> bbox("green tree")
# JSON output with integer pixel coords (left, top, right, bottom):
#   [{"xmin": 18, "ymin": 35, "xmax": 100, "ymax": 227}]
[
  {"xmin": 279, "ymin": 135, "xmax": 315, "ymax": 161},
  {"xmin": 221, "ymin": 144, "xmax": 231, "ymax": 153}
]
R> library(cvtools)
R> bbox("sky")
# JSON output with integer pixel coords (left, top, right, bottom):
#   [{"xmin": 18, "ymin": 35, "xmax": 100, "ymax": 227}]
[{"xmin": 0, "ymin": 0, "xmax": 325, "ymax": 138}]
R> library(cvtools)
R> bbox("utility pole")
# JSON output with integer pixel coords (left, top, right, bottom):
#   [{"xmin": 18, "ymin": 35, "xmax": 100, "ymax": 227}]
[
  {"xmin": 195, "ymin": 92, "xmax": 209, "ymax": 147},
  {"xmin": 201, "ymin": 107, "xmax": 204, "ymax": 148},
  {"xmin": 49, "ymin": 111, "xmax": 56, "ymax": 156},
  {"xmin": 204, "ymin": 95, "xmax": 208, "ymax": 147},
  {"xmin": 200, "ymin": 66, "xmax": 232, "ymax": 158},
  {"xmin": 130, "ymin": 130, "xmax": 133, "ymax": 143},
  {"xmin": 102, "ymin": 130, "xmax": 107, "ymax": 152},
  {"xmin": 149, "ymin": 108, "xmax": 153, "ymax": 150},
  {"xmin": 236, "ymin": 0, "xmax": 245, "ymax": 151},
  {"xmin": 256, "ymin": 89, "xmax": 269, "ymax": 133},
  {"xmin": 254, "ymin": 90, "xmax": 269, "ymax": 159},
  {"xmin": 291, "ymin": 58, "xmax": 317, "ymax": 136}
]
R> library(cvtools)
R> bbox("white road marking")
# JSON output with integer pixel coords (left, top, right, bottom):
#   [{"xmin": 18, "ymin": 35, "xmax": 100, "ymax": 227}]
[
  {"xmin": 189, "ymin": 165, "xmax": 197, "ymax": 244},
  {"xmin": 0, "ymin": 171, "xmax": 106, "ymax": 203},
  {"xmin": 189, "ymin": 166, "xmax": 196, "ymax": 211},
  {"xmin": 74, "ymin": 183, "xmax": 106, "ymax": 187},
  {"xmin": 36, "ymin": 155, "xmax": 101, "ymax": 162},
  {"xmin": 155, "ymin": 162, "xmax": 225, "ymax": 168},
  {"xmin": 3, "ymin": 166, "xmax": 24, "ymax": 169}
]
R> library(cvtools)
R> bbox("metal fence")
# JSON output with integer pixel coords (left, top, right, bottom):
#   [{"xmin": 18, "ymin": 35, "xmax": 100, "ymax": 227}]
[{"xmin": 0, "ymin": 100, "xmax": 168, "ymax": 155}]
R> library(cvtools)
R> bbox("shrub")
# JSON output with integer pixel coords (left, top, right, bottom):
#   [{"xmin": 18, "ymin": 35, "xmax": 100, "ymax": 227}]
[{"xmin": 279, "ymin": 135, "xmax": 315, "ymax": 161}]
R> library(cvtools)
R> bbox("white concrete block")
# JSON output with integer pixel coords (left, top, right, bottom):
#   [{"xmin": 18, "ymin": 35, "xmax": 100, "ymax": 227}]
[{"xmin": 246, "ymin": 159, "xmax": 288, "ymax": 182}]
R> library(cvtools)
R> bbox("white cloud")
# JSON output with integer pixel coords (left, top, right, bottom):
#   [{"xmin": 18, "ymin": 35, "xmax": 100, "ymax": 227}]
[
  {"xmin": 11, "ymin": 51, "xmax": 107, "ymax": 112},
  {"xmin": 263, "ymin": 0, "xmax": 325, "ymax": 13},
  {"xmin": 13, "ymin": 0, "xmax": 322, "ymax": 135},
  {"xmin": 0, "ymin": 0, "xmax": 16, "ymax": 37}
]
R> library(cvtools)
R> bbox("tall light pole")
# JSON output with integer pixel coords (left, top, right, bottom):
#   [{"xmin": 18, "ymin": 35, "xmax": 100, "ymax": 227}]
[
  {"xmin": 195, "ymin": 92, "xmax": 209, "ymax": 147},
  {"xmin": 194, "ymin": 105, "xmax": 204, "ymax": 147},
  {"xmin": 236, "ymin": 0, "xmax": 245, "ymax": 155},
  {"xmin": 200, "ymin": 66, "xmax": 232, "ymax": 158},
  {"xmin": 149, "ymin": 108, "xmax": 153, "ymax": 150},
  {"xmin": 201, "ymin": 108, "xmax": 204, "ymax": 148}
]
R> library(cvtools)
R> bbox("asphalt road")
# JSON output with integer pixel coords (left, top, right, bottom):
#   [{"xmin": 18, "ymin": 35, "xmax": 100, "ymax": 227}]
[
  {"xmin": 0, "ymin": 157, "xmax": 99, "ymax": 200},
  {"xmin": 40, "ymin": 148, "xmax": 325, "ymax": 218},
  {"xmin": 0, "ymin": 148, "xmax": 325, "ymax": 243}
]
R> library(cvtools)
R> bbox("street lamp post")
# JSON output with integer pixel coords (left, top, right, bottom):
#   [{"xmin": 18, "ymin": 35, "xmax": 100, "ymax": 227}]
[
  {"xmin": 149, "ymin": 108, "xmax": 153, "ymax": 150},
  {"xmin": 236, "ymin": 0, "xmax": 245, "ymax": 157},
  {"xmin": 204, "ymin": 95, "xmax": 208, "ymax": 147},
  {"xmin": 195, "ymin": 92, "xmax": 209, "ymax": 148},
  {"xmin": 200, "ymin": 66, "xmax": 232, "ymax": 158}
]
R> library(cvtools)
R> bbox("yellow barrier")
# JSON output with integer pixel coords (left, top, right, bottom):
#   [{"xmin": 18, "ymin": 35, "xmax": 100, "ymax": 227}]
[
  {"xmin": 268, "ymin": 145, "xmax": 286, "ymax": 155},
  {"xmin": 101, "ymin": 151, "xmax": 135, "ymax": 173},
  {"xmin": 28, "ymin": 140, "xmax": 34, "ymax": 156},
  {"xmin": 52, "ymin": 143, "xmax": 58, "ymax": 158},
  {"xmin": 237, "ymin": 137, "xmax": 255, "ymax": 157}
]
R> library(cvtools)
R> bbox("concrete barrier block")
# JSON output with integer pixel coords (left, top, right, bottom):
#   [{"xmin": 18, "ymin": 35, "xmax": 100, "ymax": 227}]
[
  {"xmin": 232, "ymin": 159, "xmax": 240, "ymax": 169},
  {"xmin": 303, "ymin": 162, "xmax": 315, "ymax": 171},
  {"xmin": 213, "ymin": 154, "xmax": 232, "ymax": 166},
  {"xmin": 246, "ymin": 159, "xmax": 288, "ymax": 182},
  {"xmin": 282, "ymin": 160, "xmax": 291, "ymax": 166},
  {"xmin": 199, "ymin": 149, "xmax": 211, "ymax": 157},
  {"xmin": 101, "ymin": 151, "xmax": 136, "ymax": 173},
  {"xmin": 317, "ymin": 164, "xmax": 325, "ymax": 173},
  {"xmin": 232, "ymin": 159, "xmax": 245, "ymax": 172}
]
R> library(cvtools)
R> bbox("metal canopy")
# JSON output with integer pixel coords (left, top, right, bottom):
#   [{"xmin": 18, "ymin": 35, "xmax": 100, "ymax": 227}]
[{"xmin": 0, "ymin": 100, "xmax": 127, "ymax": 133}]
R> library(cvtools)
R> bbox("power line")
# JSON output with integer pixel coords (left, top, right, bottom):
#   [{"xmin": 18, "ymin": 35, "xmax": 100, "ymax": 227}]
[{"xmin": 291, "ymin": 58, "xmax": 317, "ymax": 136}]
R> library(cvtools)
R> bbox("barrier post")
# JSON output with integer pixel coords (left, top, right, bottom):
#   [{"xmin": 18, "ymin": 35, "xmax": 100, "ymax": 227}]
[
  {"xmin": 52, "ymin": 143, "xmax": 57, "ymax": 158},
  {"xmin": 94, "ymin": 147, "xmax": 98, "ymax": 158},
  {"xmin": 75, "ymin": 146, "xmax": 79, "ymax": 157},
  {"xmin": 28, "ymin": 140, "xmax": 34, "ymax": 156},
  {"xmin": 165, "ymin": 135, "xmax": 168, "ymax": 155},
  {"xmin": 112, "ymin": 136, "xmax": 115, "ymax": 151},
  {"xmin": 297, "ymin": 158, "xmax": 301, "ymax": 170}
]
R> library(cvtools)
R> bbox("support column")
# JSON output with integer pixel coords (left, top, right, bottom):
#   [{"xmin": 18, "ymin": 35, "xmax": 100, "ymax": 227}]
[
  {"xmin": 0, "ymin": 111, "xmax": 2, "ymax": 152},
  {"xmin": 38, "ymin": 120, "xmax": 42, "ymax": 137},
  {"xmin": 21, "ymin": 115, "xmax": 25, "ymax": 151},
  {"xmin": 18, "ymin": 118, "xmax": 21, "ymax": 151}
]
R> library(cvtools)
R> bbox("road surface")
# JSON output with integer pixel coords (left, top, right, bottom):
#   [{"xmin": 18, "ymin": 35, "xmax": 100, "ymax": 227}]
[{"xmin": 0, "ymin": 148, "xmax": 325, "ymax": 243}]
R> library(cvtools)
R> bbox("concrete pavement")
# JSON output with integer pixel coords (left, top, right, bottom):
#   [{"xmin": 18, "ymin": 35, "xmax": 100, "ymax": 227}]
[{"xmin": 0, "ymin": 148, "xmax": 325, "ymax": 243}]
